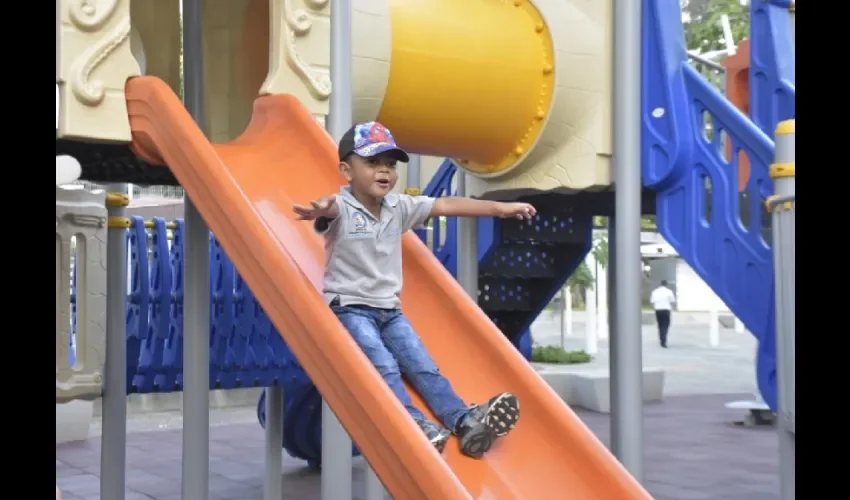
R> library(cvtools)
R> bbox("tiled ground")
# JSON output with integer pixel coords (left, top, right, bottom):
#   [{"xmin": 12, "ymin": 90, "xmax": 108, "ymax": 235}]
[{"xmin": 57, "ymin": 393, "xmax": 779, "ymax": 500}]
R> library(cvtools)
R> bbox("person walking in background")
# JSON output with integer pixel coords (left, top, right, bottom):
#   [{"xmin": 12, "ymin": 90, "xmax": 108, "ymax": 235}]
[{"xmin": 650, "ymin": 280, "xmax": 676, "ymax": 348}]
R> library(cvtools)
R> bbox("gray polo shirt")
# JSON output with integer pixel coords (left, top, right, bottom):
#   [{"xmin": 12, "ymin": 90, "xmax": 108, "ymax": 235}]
[{"xmin": 314, "ymin": 187, "xmax": 435, "ymax": 309}]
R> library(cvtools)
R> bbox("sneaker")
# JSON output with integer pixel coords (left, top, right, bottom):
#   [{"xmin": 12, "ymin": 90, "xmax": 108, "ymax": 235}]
[
  {"xmin": 416, "ymin": 420, "xmax": 451, "ymax": 453},
  {"xmin": 455, "ymin": 392, "xmax": 520, "ymax": 458}
]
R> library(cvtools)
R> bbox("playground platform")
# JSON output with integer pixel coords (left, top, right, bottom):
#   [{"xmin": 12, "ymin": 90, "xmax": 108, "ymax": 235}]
[{"xmin": 56, "ymin": 394, "xmax": 778, "ymax": 500}]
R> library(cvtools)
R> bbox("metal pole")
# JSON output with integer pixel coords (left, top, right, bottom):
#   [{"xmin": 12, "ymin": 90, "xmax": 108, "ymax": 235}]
[
  {"xmin": 406, "ymin": 154, "xmax": 422, "ymax": 194},
  {"xmin": 455, "ymin": 173, "xmax": 479, "ymax": 298},
  {"xmin": 612, "ymin": 0, "xmax": 644, "ymax": 481},
  {"xmin": 771, "ymin": 120, "xmax": 795, "ymax": 500},
  {"xmin": 597, "ymin": 257, "xmax": 609, "ymax": 340},
  {"xmin": 101, "ymin": 183, "xmax": 129, "ymax": 500},
  {"xmin": 364, "ymin": 466, "xmax": 387, "ymax": 500},
  {"xmin": 181, "ymin": 1, "xmax": 210, "ymax": 498},
  {"xmin": 559, "ymin": 288, "xmax": 566, "ymax": 347},
  {"xmin": 264, "ymin": 387, "xmax": 283, "ymax": 500},
  {"xmin": 324, "ymin": 1, "xmax": 355, "ymax": 498},
  {"xmin": 607, "ymin": 216, "xmax": 621, "ymax": 456}
]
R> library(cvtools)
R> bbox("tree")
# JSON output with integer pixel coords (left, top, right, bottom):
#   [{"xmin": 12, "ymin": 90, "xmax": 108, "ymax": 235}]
[
  {"xmin": 682, "ymin": 0, "xmax": 749, "ymax": 53},
  {"xmin": 565, "ymin": 214, "xmax": 656, "ymax": 305}
]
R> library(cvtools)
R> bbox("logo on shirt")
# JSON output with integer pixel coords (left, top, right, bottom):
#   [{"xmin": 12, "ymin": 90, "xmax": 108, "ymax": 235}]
[
  {"xmin": 347, "ymin": 210, "xmax": 373, "ymax": 239},
  {"xmin": 351, "ymin": 211, "xmax": 367, "ymax": 231}
]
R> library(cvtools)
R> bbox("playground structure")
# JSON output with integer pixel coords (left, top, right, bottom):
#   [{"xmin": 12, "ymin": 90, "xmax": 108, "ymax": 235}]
[{"xmin": 55, "ymin": 0, "xmax": 795, "ymax": 499}]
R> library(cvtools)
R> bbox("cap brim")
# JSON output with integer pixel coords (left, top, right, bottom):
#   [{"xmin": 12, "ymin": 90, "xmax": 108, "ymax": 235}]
[
  {"xmin": 353, "ymin": 143, "xmax": 410, "ymax": 163},
  {"xmin": 56, "ymin": 155, "xmax": 82, "ymax": 185}
]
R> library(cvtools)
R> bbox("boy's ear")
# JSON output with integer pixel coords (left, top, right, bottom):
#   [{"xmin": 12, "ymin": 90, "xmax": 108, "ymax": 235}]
[{"xmin": 339, "ymin": 161, "xmax": 353, "ymax": 182}]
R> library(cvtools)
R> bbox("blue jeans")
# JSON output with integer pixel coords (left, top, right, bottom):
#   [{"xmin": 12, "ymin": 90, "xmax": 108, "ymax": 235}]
[{"xmin": 332, "ymin": 304, "xmax": 470, "ymax": 431}]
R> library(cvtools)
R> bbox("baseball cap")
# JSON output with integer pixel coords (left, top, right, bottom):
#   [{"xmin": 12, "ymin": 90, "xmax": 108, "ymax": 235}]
[
  {"xmin": 337, "ymin": 122, "xmax": 410, "ymax": 163},
  {"xmin": 56, "ymin": 155, "xmax": 82, "ymax": 185}
]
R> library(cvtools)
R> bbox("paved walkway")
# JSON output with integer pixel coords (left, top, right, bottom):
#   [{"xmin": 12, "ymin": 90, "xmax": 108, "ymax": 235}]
[
  {"xmin": 57, "ymin": 313, "xmax": 781, "ymax": 499},
  {"xmin": 530, "ymin": 311, "xmax": 763, "ymax": 396},
  {"xmin": 57, "ymin": 395, "xmax": 779, "ymax": 500}
]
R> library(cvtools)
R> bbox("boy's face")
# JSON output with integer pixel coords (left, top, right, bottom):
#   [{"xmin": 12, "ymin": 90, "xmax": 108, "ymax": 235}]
[{"xmin": 340, "ymin": 152, "xmax": 399, "ymax": 199}]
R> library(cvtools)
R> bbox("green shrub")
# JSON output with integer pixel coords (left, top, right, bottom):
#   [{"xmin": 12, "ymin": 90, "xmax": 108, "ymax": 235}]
[{"xmin": 531, "ymin": 346, "xmax": 593, "ymax": 364}]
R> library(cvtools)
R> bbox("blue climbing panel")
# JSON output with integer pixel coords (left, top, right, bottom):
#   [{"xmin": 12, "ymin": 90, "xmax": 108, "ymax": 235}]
[{"xmin": 642, "ymin": 0, "xmax": 793, "ymax": 410}]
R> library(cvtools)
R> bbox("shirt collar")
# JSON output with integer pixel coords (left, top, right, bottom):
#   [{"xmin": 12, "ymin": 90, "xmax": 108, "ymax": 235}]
[{"xmin": 338, "ymin": 187, "xmax": 400, "ymax": 214}]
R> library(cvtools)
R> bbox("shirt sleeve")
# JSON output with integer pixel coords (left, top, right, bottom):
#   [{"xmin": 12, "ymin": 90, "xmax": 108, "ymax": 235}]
[
  {"xmin": 397, "ymin": 194, "xmax": 436, "ymax": 232},
  {"xmin": 313, "ymin": 201, "xmax": 346, "ymax": 238}
]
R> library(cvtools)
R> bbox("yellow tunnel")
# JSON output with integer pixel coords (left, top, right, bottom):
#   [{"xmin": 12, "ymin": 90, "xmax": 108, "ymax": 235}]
[
  {"xmin": 350, "ymin": 0, "xmax": 613, "ymax": 197},
  {"xmin": 364, "ymin": 0, "xmax": 554, "ymax": 176}
]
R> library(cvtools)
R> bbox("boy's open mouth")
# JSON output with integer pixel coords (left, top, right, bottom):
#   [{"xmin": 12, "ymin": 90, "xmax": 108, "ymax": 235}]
[{"xmin": 376, "ymin": 179, "xmax": 390, "ymax": 187}]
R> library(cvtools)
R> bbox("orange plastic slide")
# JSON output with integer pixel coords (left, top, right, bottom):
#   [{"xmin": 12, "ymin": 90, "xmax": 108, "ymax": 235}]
[{"xmin": 126, "ymin": 76, "xmax": 650, "ymax": 500}]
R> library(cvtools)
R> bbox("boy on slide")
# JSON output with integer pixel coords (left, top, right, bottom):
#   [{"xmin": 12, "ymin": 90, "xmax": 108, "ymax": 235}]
[{"xmin": 293, "ymin": 122, "xmax": 536, "ymax": 458}]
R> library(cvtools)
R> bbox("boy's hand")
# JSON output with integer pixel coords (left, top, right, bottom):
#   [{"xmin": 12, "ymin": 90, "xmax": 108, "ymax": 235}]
[
  {"xmin": 498, "ymin": 202, "xmax": 537, "ymax": 220},
  {"xmin": 293, "ymin": 195, "xmax": 338, "ymax": 221}
]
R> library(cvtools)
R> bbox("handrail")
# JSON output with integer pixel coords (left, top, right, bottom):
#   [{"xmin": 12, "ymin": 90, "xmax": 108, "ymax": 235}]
[{"xmin": 687, "ymin": 52, "xmax": 726, "ymax": 72}]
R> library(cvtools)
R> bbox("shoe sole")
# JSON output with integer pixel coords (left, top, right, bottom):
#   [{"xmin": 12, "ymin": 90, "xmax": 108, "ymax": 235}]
[
  {"xmin": 459, "ymin": 425, "xmax": 495, "ymax": 459},
  {"xmin": 484, "ymin": 393, "xmax": 520, "ymax": 437}
]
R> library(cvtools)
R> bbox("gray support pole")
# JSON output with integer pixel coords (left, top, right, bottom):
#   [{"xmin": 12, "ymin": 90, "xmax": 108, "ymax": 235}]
[
  {"xmin": 264, "ymin": 387, "xmax": 284, "ymax": 500},
  {"xmin": 364, "ymin": 466, "xmax": 387, "ymax": 500},
  {"xmin": 771, "ymin": 120, "xmax": 795, "ymax": 500},
  {"xmin": 323, "ymin": 1, "xmax": 355, "ymax": 499},
  {"xmin": 406, "ymin": 155, "xmax": 422, "ymax": 194},
  {"xmin": 612, "ymin": 0, "xmax": 644, "ymax": 481},
  {"xmin": 606, "ymin": 217, "xmax": 622, "ymax": 456},
  {"xmin": 181, "ymin": 0, "xmax": 210, "ymax": 499},
  {"xmin": 455, "ymin": 173, "xmax": 479, "ymax": 298},
  {"xmin": 101, "ymin": 184, "xmax": 129, "ymax": 500}
]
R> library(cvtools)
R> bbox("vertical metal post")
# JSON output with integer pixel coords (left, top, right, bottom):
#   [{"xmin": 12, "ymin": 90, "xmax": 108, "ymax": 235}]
[
  {"xmin": 708, "ymin": 305, "xmax": 720, "ymax": 347},
  {"xmin": 455, "ymin": 173, "xmax": 479, "ymax": 298},
  {"xmin": 324, "ymin": 1, "xmax": 355, "ymax": 499},
  {"xmin": 264, "ymin": 387, "xmax": 283, "ymax": 500},
  {"xmin": 584, "ymin": 255, "xmax": 598, "ymax": 356},
  {"xmin": 101, "ymin": 184, "xmax": 129, "ymax": 500},
  {"xmin": 771, "ymin": 120, "xmax": 795, "ymax": 500},
  {"xmin": 612, "ymin": 0, "xmax": 644, "ymax": 481},
  {"xmin": 564, "ymin": 287, "xmax": 573, "ymax": 339},
  {"xmin": 597, "ymin": 257, "xmax": 609, "ymax": 340},
  {"xmin": 406, "ymin": 154, "xmax": 422, "ymax": 194},
  {"xmin": 181, "ymin": 1, "xmax": 210, "ymax": 499},
  {"xmin": 364, "ymin": 466, "xmax": 387, "ymax": 500},
  {"xmin": 607, "ymin": 216, "xmax": 621, "ymax": 456}
]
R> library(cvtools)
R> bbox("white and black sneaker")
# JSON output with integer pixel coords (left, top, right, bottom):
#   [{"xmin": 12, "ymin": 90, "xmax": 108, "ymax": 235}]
[
  {"xmin": 455, "ymin": 392, "xmax": 520, "ymax": 458},
  {"xmin": 417, "ymin": 420, "xmax": 451, "ymax": 454}
]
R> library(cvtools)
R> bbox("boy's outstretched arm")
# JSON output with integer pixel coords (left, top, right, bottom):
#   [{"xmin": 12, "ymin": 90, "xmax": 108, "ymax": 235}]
[
  {"xmin": 293, "ymin": 194, "xmax": 340, "ymax": 221},
  {"xmin": 431, "ymin": 197, "xmax": 536, "ymax": 220}
]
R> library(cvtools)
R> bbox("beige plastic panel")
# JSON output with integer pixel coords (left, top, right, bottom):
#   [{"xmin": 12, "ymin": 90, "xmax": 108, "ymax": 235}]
[
  {"xmin": 261, "ymin": 0, "xmax": 331, "ymax": 116},
  {"xmin": 351, "ymin": 0, "xmax": 392, "ymax": 124},
  {"xmin": 239, "ymin": 0, "xmax": 332, "ymax": 140},
  {"xmin": 56, "ymin": 0, "xmax": 140, "ymax": 142},
  {"xmin": 131, "ymin": 0, "xmax": 182, "ymax": 94},
  {"xmin": 465, "ymin": 0, "xmax": 615, "ymax": 199},
  {"xmin": 201, "ymin": 0, "xmax": 253, "ymax": 142},
  {"xmin": 57, "ymin": 188, "xmax": 107, "ymax": 403}
]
